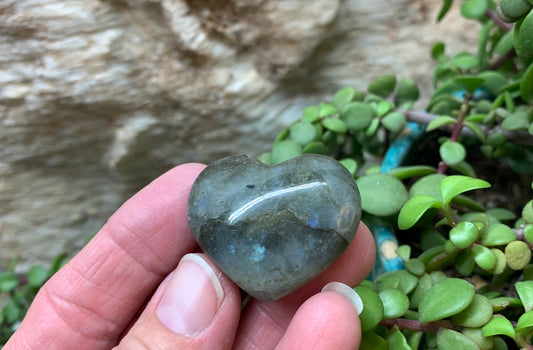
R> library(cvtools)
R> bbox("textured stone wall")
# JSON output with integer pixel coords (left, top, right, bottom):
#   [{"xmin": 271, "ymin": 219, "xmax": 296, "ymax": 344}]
[{"xmin": 0, "ymin": 0, "xmax": 476, "ymax": 270}]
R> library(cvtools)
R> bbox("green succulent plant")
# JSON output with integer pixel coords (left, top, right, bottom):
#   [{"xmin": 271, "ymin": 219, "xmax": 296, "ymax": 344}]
[{"xmin": 257, "ymin": 1, "xmax": 533, "ymax": 348}]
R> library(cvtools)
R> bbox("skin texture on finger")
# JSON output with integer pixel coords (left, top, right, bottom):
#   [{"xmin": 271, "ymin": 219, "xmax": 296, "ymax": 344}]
[
  {"xmin": 275, "ymin": 291, "xmax": 361, "ymax": 350},
  {"xmin": 5, "ymin": 163, "xmax": 206, "ymax": 350},
  {"xmin": 115, "ymin": 254, "xmax": 241, "ymax": 350},
  {"xmin": 233, "ymin": 223, "xmax": 375, "ymax": 350}
]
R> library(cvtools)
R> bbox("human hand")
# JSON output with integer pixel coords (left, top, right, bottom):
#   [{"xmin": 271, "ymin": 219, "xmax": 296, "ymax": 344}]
[{"xmin": 5, "ymin": 163, "xmax": 376, "ymax": 350}]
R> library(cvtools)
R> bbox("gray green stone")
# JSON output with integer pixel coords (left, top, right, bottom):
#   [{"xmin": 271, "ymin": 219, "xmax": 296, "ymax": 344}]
[{"xmin": 187, "ymin": 154, "xmax": 361, "ymax": 301}]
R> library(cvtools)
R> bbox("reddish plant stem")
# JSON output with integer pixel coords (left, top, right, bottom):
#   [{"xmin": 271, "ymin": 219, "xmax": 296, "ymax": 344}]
[
  {"xmin": 379, "ymin": 318, "xmax": 454, "ymax": 332},
  {"xmin": 402, "ymin": 110, "xmax": 533, "ymax": 145},
  {"xmin": 485, "ymin": 9, "xmax": 514, "ymax": 31},
  {"xmin": 437, "ymin": 94, "xmax": 472, "ymax": 174}
]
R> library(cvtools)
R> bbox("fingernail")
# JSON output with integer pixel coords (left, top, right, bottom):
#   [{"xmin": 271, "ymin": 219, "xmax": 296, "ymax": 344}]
[
  {"xmin": 322, "ymin": 282, "xmax": 364, "ymax": 315},
  {"xmin": 156, "ymin": 253, "xmax": 224, "ymax": 336}
]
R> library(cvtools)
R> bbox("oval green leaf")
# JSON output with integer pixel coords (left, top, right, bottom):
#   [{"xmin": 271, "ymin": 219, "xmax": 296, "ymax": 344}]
[
  {"xmin": 482, "ymin": 315, "xmax": 516, "ymax": 338},
  {"xmin": 449, "ymin": 221, "xmax": 479, "ymax": 249},
  {"xmin": 439, "ymin": 175, "xmax": 490, "ymax": 205},
  {"xmin": 437, "ymin": 329, "xmax": 479, "ymax": 350},
  {"xmin": 440, "ymin": 140, "xmax": 466, "ymax": 166},
  {"xmin": 356, "ymin": 174, "xmax": 409, "ymax": 216},
  {"xmin": 322, "ymin": 117, "xmax": 347, "ymax": 133},
  {"xmin": 289, "ymin": 121, "xmax": 317, "ymax": 146},
  {"xmin": 505, "ymin": 240, "xmax": 532, "ymax": 270},
  {"xmin": 271, "ymin": 140, "xmax": 302, "ymax": 165},
  {"xmin": 520, "ymin": 63, "xmax": 533, "ymax": 104},
  {"xmin": 516, "ymin": 310, "xmax": 533, "ymax": 335},
  {"xmin": 419, "ymin": 278, "xmax": 475, "ymax": 324},
  {"xmin": 302, "ymin": 105, "xmax": 320, "ymax": 122},
  {"xmin": 381, "ymin": 111, "xmax": 406, "ymax": 133},
  {"xmin": 516, "ymin": 281, "xmax": 533, "ymax": 312},
  {"xmin": 340, "ymin": 102, "xmax": 373, "ymax": 131},
  {"xmin": 318, "ymin": 103, "xmax": 338, "ymax": 118},
  {"xmin": 354, "ymin": 286, "xmax": 384, "ymax": 331},
  {"xmin": 426, "ymin": 115, "xmax": 456, "ymax": 131},
  {"xmin": 379, "ymin": 288, "xmax": 409, "ymax": 319},
  {"xmin": 387, "ymin": 328, "xmax": 412, "ymax": 350},
  {"xmin": 481, "ymin": 223, "xmax": 516, "ymax": 246},
  {"xmin": 333, "ymin": 87, "xmax": 356, "ymax": 110},
  {"xmin": 460, "ymin": 0, "xmax": 488, "ymax": 19},
  {"xmin": 472, "ymin": 244, "xmax": 497, "ymax": 271},
  {"xmin": 398, "ymin": 195, "xmax": 443, "ymax": 230}
]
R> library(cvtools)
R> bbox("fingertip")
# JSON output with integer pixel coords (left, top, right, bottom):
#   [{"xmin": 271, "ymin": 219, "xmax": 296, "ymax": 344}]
[{"xmin": 275, "ymin": 291, "xmax": 361, "ymax": 350}]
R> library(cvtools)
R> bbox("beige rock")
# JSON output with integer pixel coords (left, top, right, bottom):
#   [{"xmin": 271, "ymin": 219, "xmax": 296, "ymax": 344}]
[{"xmin": 0, "ymin": 0, "xmax": 476, "ymax": 271}]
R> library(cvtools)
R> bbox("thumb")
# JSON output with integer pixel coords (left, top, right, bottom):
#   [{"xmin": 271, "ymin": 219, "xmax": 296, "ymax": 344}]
[{"xmin": 115, "ymin": 253, "xmax": 241, "ymax": 350}]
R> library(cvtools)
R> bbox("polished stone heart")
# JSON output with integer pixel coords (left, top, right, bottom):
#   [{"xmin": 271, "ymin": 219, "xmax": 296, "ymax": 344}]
[{"xmin": 187, "ymin": 154, "xmax": 361, "ymax": 301}]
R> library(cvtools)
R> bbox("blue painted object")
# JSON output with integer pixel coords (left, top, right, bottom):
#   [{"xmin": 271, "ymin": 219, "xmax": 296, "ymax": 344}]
[{"xmin": 371, "ymin": 122, "xmax": 425, "ymax": 277}]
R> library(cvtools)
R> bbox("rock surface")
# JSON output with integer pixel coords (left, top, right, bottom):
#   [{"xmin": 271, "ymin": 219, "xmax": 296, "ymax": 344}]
[
  {"xmin": 0, "ymin": 0, "xmax": 477, "ymax": 270},
  {"xmin": 187, "ymin": 154, "xmax": 361, "ymax": 301}
]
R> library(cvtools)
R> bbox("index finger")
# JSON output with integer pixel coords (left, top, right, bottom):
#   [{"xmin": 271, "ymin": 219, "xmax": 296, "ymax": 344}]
[{"xmin": 6, "ymin": 163, "xmax": 206, "ymax": 350}]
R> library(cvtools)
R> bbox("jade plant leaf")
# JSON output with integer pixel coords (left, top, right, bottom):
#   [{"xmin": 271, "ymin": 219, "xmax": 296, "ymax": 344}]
[
  {"xmin": 418, "ymin": 278, "xmax": 475, "ymax": 324},
  {"xmin": 0, "ymin": 272, "xmax": 19, "ymax": 293},
  {"xmin": 387, "ymin": 165, "xmax": 436, "ymax": 180},
  {"xmin": 318, "ymin": 103, "xmax": 338, "ymax": 118},
  {"xmin": 394, "ymin": 78, "xmax": 420, "ymax": 104},
  {"xmin": 451, "ymin": 294, "xmax": 493, "ymax": 328},
  {"xmin": 426, "ymin": 115, "xmax": 456, "ymax": 131},
  {"xmin": 354, "ymin": 285, "xmax": 384, "ymax": 331},
  {"xmin": 505, "ymin": 241, "xmax": 532, "ymax": 270},
  {"xmin": 405, "ymin": 258, "xmax": 425, "ymax": 277},
  {"xmin": 520, "ymin": 63, "xmax": 533, "ymax": 104},
  {"xmin": 359, "ymin": 331, "xmax": 388, "ymax": 350},
  {"xmin": 398, "ymin": 195, "xmax": 443, "ymax": 230},
  {"xmin": 27, "ymin": 265, "xmax": 49, "ymax": 288},
  {"xmin": 322, "ymin": 117, "xmax": 347, "ymax": 133},
  {"xmin": 302, "ymin": 105, "xmax": 320, "ymax": 122},
  {"xmin": 409, "ymin": 173, "xmax": 446, "ymax": 199},
  {"xmin": 379, "ymin": 288, "xmax": 409, "ymax": 319},
  {"xmin": 471, "ymin": 244, "xmax": 497, "ymax": 271},
  {"xmin": 339, "ymin": 158, "xmax": 357, "ymax": 175},
  {"xmin": 449, "ymin": 221, "xmax": 479, "ymax": 249},
  {"xmin": 368, "ymin": 74, "xmax": 396, "ymax": 97},
  {"xmin": 439, "ymin": 175, "xmax": 490, "ymax": 205},
  {"xmin": 333, "ymin": 87, "xmax": 356, "ymax": 110},
  {"xmin": 271, "ymin": 140, "xmax": 302, "ymax": 164},
  {"xmin": 455, "ymin": 76, "xmax": 485, "ymax": 93},
  {"xmin": 437, "ymin": 329, "xmax": 479, "ymax": 350},
  {"xmin": 396, "ymin": 245, "xmax": 411, "ymax": 261},
  {"xmin": 482, "ymin": 315, "xmax": 516, "ymax": 338},
  {"xmin": 409, "ymin": 273, "xmax": 432, "ymax": 309},
  {"xmin": 451, "ymin": 52, "xmax": 479, "ymax": 70},
  {"xmin": 460, "ymin": 0, "xmax": 488, "ymax": 20},
  {"xmin": 356, "ymin": 174, "xmax": 408, "ymax": 216},
  {"xmin": 289, "ymin": 121, "xmax": 316, "ymax": 146},
  {"xmin": 381, "ymin": 111, "xmax": 406, "ymax": 133},
  {"xmin": 340, "ymin": 102, "xmax": 373, "ymax": 131},
  {"xmin": 387, "ymin": 328, "xmax": 412, "ymax": 350},
  {"xmin": 516, "ymin": 281, "xmax": 533, "ymax": 312},
  {"xmin": 516, "ymin": 310, "xmax": 533, "ymax": 336},
  {"xmin": 481, "ymin": 223, "xmax": 516, "ymax": 246},
  {"xmin": 440, "ymin": 140, "xmax": 466, "ymax": 166}
]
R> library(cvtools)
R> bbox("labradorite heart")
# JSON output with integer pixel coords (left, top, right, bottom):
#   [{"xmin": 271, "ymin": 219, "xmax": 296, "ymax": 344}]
[{"xmin": 187, "ymin": 154, "xmax": 361, "ymax": 301}]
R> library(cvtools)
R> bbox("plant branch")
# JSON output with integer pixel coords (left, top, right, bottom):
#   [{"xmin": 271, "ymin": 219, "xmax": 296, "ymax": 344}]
[
  {"xmin": 379, "ymin": 318, "xmax": 454, "ymax": 332},
  {"xmin": 485, "ymin": 9, "xmax": 514, "ymax": 31},
  {"xmin": 437, "ymin": 94, "xmax": 471, "ymax": 173},
  {"xmin": 402, "ymin": 109, "xmax": 533, "ymax": 146},
  {"xmin": 489, "ymin": 48, "xmax": 516, "ymax": 70}
]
